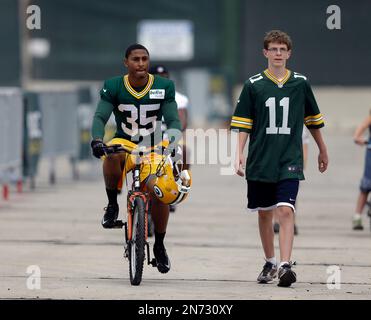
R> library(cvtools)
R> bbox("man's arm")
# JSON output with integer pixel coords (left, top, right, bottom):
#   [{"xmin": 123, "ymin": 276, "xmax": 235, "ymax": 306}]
[
  {"xmin": 91, "ymin": 99, "xmax": 115, "ymax": 141},
  {"xmin": 308, "ymin": 128, "xmax": 328, "ymax": 173},
  {"xmin": 162, "ymin": 99, "xmax": 181, "ymax": 132},
  {"xmin": 235, "ymin": 131, "xmax": 249, "ymax": 177}
]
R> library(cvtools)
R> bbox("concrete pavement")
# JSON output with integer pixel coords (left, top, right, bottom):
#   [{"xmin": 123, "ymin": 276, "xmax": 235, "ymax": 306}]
[{"xmin": 0, "ymin": 129, "xmax": 371, "ymax": 300}]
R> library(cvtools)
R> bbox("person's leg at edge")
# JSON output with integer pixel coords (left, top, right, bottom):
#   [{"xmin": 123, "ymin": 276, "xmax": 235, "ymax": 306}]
[
  {"xmin": 355, "ymin": 191, "xmax": 368, "ymax": 214},
  {"xmin": 353, "ymin": 190, "xmax": 368, "ymax": 230}
]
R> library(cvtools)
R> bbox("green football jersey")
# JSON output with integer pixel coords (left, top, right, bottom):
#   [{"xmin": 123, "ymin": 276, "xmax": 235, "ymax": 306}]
[
  {"xmin": 230, "ymin": 69, "xmax": 324, "ymax": 183},
  {"xmin": 92, "ymin": 74, "xmax": 181, "ymax": 144}
]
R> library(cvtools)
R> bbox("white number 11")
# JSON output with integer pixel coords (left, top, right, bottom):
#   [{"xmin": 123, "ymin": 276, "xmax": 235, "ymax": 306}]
[{"xmin": 265, "ymin": 97, "xmax": 291, "ymax": 135}]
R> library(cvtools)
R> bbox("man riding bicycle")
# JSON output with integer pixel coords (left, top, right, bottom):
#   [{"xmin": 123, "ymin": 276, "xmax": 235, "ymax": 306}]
[{"xmin": 90, "ymin": 44, "xmax": 191, "ymax": 274}]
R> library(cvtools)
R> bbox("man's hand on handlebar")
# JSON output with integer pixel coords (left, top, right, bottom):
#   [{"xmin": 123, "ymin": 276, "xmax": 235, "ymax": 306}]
[
  {"xmin": 91, "ymin": 139, "xmax": 179, "ymax": 159},
  {"xmin": 91, "ymin": 139, "xmax": 107, "ymax": 158}
]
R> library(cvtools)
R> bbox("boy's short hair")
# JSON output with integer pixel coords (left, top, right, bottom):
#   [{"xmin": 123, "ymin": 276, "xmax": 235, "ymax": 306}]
[
  {"xmin": 125, "ymin": 44, "xmax": 149, "ymax": 59},
  {"xmin": 263, "ymin": 30, "xmax": 292, "ymax": 50}
]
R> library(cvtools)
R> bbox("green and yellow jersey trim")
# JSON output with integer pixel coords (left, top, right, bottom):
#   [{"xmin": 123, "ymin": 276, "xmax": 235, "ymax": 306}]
[
  {"xmin": 264, "ymin": 69, "xmax": 291, "ymax": 86},
  {"xmin": 304, "ymin": 113, "xmax": 324, "ymax": 126},
  {"xmin": 231, "ymin": 116, "xmax": 253, "ymax": 130},
  {"xmin": 123, "ymin": 74, "xmax": 154, "ymax": 99}
]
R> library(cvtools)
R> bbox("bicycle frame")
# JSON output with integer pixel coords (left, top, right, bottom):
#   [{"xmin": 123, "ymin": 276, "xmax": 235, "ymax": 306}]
[
  {"xmin": 124, "ymin": 148, "xmax": 161, "ymax": 242},
  {"xmin": 126, "ymin": 173, "xmax": 150, "ymax": 241},
  {"xmin": 102, "ymin": 143, "xmax": 163, "ymax": 284}
]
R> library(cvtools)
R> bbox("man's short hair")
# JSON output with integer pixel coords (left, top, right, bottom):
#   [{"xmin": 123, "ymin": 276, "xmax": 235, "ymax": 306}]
[
  {"xmin": 263, "ymin": 30, "xmax": 292, "ymax": 50},
  {"xmin": 125, "ymin": 44, "xmax": 149, "ymax": 59}
]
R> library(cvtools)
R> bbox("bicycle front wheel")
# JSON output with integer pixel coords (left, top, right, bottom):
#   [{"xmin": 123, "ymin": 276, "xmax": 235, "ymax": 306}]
[{"xmin": 128, "ymin": 197, "xmax": 146, "ymax": 285}]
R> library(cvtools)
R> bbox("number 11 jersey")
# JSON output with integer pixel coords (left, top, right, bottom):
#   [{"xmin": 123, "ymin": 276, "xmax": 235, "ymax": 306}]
[{"xmin": 230, "ymin": 69, "xmax": 324, "ymax": 183}]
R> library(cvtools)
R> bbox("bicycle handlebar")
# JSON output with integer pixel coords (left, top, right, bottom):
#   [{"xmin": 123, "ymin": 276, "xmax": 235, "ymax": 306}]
[{"xmin": 102, "ymin": 144, "xmax": 170, "ymax": 156}]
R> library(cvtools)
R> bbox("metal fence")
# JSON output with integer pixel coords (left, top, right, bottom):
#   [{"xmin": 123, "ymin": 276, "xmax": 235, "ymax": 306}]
[
  {"xmin": 0, "ymin": 88, "xmax": 23, "ymax": 185},
  {"xmin": 33, "ymin": 89, "xmax": 94, "ymax": 184},
  {"xmin": 38, "ymin": 90, "xmax": 79, "ymax": 158},
  {"xmin": 1, "ymin": 86, "xmax": 97, "ymax": 192}
]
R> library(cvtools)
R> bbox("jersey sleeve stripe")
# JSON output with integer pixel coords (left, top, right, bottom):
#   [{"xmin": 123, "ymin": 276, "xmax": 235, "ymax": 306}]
[
  {"xmin": 304, "ymin": 113, "xmax": 323, "ymax": 121},
  {"xmin": 231, "ymin": 119, "xmax": 252, "ymax": 127},
  {"xmin": 232, "ymin": 116, "xmax": 253, "ymax": 124},
  {"xmin": 304, "ymin": 114, "xmax": 324, "ymax": 126},
  {"xmin": 230, "ymin": 122, "xmax": 252, "ymax": 130},
  {"xmin": 305, "ymin": 119, "xmax": 324, "ymax": 126}
]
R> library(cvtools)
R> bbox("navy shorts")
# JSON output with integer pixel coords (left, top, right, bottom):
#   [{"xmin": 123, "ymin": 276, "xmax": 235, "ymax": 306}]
[
  {"xmin": 360, "ymin": 176, "xmax": 371, "ymax": 193},
  {"xmin": 247, "ymin": 179, "xmax": 299, "ymax": 213}
]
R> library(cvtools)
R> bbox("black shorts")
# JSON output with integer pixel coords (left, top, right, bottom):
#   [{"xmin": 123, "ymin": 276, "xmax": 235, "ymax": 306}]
[{"xmin": 247, "ymin": 179, "xmax": 299, "ymax": 212}]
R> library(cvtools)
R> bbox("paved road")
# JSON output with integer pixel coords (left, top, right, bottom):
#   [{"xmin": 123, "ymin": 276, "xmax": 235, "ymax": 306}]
[{"xmin": 1, "ymin": 129, "xmax": 371, "ymax": 300}]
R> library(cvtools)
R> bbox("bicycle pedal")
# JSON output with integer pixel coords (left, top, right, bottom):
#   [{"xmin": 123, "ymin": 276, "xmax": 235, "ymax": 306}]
[
  {"xmin": 150, "ymin": 258, "xmax": 157, "ymax": 267},
  {"xmin": 112, "ymin": 220, "xmax": 124, "ymax": 228}
]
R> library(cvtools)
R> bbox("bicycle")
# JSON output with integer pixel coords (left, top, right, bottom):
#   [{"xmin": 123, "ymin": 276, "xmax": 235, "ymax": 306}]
[{"xmin": 102, "ymin": 143, "xmax": 170, "ymax": 285}]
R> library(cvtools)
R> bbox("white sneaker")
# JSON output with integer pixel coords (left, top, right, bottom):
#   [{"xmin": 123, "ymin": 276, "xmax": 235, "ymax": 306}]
[{"xmin": 352, "ymin": 216, "xmax": 364, "ymax": 230}]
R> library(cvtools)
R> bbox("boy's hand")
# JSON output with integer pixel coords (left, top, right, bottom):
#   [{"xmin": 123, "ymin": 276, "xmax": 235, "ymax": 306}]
[
  {"xmin": 318, "ymin": 150, "xmax": 328, "ymax": 173},
  {"xmin": 235, "ymin": 154, "xmax": 246, "ymax": 177}
]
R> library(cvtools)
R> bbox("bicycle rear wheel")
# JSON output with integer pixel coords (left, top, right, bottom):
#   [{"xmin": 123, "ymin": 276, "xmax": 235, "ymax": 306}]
[{"xmin": 128, "ymin": 197, "xmax": 146, "ymax": 285}]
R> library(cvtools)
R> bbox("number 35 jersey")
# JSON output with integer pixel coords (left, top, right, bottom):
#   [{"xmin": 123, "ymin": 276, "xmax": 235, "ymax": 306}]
[
  {"xmin": 230, "ymin": 69, "xmax": 324, "ymax": 183},
  {"xmin": 92, "ymin": 74, "xmax": 181, "ymax": 144}
]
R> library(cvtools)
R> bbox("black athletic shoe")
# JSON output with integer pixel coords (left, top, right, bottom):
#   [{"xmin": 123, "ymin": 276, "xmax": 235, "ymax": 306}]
[
  {"xmin": 257, "ymin": 261, "xmax": 277, "ymax": 283},
  {"xmin": 101, "ymin": 204, "xmax": 119, "ymax": 228},
  {"xmin": 153, "ymin": 243, "xmax": 171, "ymax": 273},
  {"xmin": 277, "ymin": 262, "xmax": 297, "ymax": 287}
]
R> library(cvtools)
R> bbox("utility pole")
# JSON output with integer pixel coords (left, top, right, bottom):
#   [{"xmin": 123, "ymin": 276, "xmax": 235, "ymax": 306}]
[{"xmin": 19, "ymin": 0, "xmax": 32, "ymax": 89}]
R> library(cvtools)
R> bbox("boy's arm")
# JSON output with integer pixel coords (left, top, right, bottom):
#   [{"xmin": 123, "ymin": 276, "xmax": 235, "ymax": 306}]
[
  {"xmin": 309, "ymin": 128, "xmax": 328, "ymax": 173},
  {"xmin": 353, "ymin": 115, "xmax": 371, "ymax": 145},
  {"xmin": 230, "ymin": 81, "xmax": 254, "ymax": 177},
  {"xmin": 235, "ymin": 131, "xmax": 249, "ymax": 177}
]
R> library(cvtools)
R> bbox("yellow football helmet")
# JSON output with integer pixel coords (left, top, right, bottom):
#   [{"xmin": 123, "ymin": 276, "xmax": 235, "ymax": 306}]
[{"xmin": 148, "ymin": 158, "xmax": 192, "ymax": 205}]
